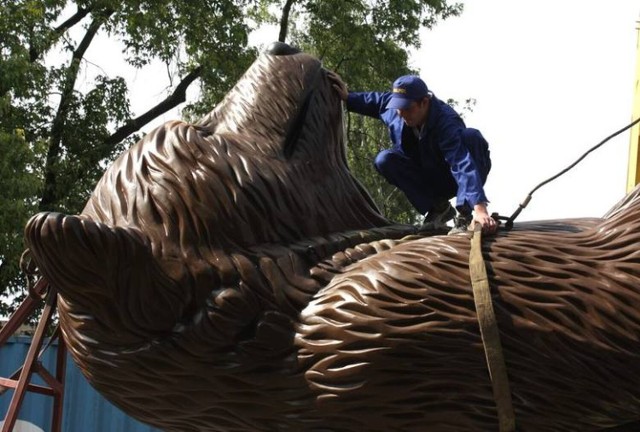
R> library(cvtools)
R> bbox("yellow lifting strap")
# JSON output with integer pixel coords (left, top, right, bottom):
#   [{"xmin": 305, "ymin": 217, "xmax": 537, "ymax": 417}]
[{"xmin": 469, "ymin": 224, "xmax": 516, "ymax": 432}]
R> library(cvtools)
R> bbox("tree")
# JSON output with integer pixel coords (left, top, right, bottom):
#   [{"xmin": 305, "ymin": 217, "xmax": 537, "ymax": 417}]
[{"xmin": 0, "ymin": 0, "xmax": 462, "ymax": 315}]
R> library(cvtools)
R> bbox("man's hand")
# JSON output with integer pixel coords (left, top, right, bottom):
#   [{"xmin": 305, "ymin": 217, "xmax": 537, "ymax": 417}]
[
  {"xmin": 327, "ymin": 71, "xmax": 348, "ymax": 101},
  {"xmin": 473, "ymin": 203, "xmax": 498, "ymax": 235}
]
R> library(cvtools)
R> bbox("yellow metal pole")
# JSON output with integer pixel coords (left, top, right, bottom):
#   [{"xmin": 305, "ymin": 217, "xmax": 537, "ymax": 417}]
[{"xmin": 626, "ymin": 17, "xmax": 640, "ymax": 192}]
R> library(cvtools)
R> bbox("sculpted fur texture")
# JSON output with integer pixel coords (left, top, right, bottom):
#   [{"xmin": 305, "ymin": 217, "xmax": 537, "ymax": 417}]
[{"xmin": 25, "ymin": 43, "xmax": 640, "ymax": 431}]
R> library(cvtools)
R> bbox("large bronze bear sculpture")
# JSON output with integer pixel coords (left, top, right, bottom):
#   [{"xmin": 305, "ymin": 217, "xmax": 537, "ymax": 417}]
[{"xmin": 24, "ymin": 42, "xmax": 640, "ymax": 431}]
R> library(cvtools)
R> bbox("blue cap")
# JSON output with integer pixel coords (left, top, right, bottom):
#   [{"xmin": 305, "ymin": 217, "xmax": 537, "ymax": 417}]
[{"xmin": 385, "ymin": 75, "xmax": 429, "ymax": 110}]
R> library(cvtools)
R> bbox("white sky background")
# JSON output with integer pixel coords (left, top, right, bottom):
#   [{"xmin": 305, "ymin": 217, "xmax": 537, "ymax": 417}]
[{"xmin": 79, "ymin": 0, "xmax": 640, "ymax": 222}]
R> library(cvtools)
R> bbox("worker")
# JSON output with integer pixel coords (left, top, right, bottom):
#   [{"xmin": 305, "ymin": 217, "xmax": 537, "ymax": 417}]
[{"xmin": 328, "ymin": 71, "xmax": 496, "ymax": 235}]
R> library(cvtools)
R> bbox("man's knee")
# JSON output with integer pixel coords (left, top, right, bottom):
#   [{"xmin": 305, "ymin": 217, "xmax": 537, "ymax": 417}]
[{"xmin": 374, "ymin": 149, "xmax": 401, "ymax": 176}]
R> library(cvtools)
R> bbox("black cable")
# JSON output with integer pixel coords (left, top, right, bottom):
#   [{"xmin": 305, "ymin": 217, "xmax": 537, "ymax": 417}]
[{"xmin": 504, "ymin": 117, "xmax": 640, "ymax": 229}]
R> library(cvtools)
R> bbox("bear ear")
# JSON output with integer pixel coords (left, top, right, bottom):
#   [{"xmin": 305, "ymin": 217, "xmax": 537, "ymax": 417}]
[{"xmin": 24, "ymin": 212, "xmax": 185, "ymax": 340}]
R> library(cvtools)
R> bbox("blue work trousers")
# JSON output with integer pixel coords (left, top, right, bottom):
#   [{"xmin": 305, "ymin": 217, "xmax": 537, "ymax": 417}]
[{"xmin": 374, "ymin": 128, "xmax": 491, "ymax": 214}]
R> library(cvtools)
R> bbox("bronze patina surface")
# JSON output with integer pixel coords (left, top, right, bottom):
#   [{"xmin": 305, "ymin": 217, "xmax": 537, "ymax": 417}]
[{"xmin": 24, "ymin": 43, "xmax": 640, "ymax": 431}]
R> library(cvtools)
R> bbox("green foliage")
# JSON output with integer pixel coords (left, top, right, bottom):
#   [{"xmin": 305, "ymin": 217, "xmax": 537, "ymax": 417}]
[
  {"xmin": 0, "ymin": 129, "xmax": 43, "ymax": 310},
  {"xmin": 58, "ymin": 75, "xmax": 132, "ymax": 211},
  {"xmin": 104, "ymin": 0, "xmax": 250, "ymax": 67}
]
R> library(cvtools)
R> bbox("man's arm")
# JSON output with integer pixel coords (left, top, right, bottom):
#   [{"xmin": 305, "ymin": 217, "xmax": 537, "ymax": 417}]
[
  {"xmin": 433, "ymin": 109, "xmax": 496, "ymax": 234},
  {"xmin": 326, "ymin": 70, "xmax": 388, "ymax": 119}
]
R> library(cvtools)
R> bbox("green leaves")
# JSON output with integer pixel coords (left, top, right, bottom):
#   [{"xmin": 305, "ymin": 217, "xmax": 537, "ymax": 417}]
[
  {"xmin": 105, "ymin": 1, "xmax": 250, "ymax": 70},
  {"xmin": 0, "ymin": 128, "xmax": 44, "ymax": 315}
]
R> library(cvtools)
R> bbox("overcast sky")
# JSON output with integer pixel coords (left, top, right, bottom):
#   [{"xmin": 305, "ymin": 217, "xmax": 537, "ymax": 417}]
[{"xmin": 85, "ymin": 1, "xmax": 640, "ymax": 223}]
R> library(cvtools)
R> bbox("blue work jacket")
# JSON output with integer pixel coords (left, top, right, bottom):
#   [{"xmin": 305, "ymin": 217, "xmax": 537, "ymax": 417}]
[{"xmin": 346, "ymin": 91, "xmax": 489, "ymax": 209}]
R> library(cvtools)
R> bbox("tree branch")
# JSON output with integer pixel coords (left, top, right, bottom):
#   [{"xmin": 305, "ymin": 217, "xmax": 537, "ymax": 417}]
[
  {"xmin": 278, "ymin": 0, "xmax": 297, "ymax": 43},
  {"xmin": 29, "ymin": 7, "xmax": 92, "ymax": 62},
  {"xmin": 63, "ymin": 66, "xmax": 203, "ymax": 197},
  {"xmin": 103, "ymin": 66, "xmax": 203, "ymax": 147},
  {"xmin": 54, "ymin": 7, "xmax": 91, "ymax": 35},
  {"xmin": 39, "ymin": 10, "xmax": 113, "ymax": 211}
]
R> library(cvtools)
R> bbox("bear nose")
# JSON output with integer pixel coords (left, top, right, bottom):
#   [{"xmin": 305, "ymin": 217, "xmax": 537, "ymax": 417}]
[{"xmin": 265, "ymin": 41, "xmax": 301, "ymax": 56}]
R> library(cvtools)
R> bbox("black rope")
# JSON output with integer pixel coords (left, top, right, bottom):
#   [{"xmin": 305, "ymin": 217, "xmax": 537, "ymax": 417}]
[{"xmin": 503, "ymin": 117, "xmax": 640, "ymax": 229}]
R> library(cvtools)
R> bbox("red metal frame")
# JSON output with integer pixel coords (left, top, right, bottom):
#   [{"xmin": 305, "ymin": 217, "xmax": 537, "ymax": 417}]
[{"xmin": 0, "ymin": 279, "xmax": 66, "ymax": 432}]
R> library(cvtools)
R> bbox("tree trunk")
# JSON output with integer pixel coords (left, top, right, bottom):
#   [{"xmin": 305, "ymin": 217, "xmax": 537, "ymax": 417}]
[
  {"xmin": 278, "ymin": 0, "xmax": 297, "ymax": 43},
  {"xmin": 39, "ymin": 11, "xmax": 112, "ymax": 211}
]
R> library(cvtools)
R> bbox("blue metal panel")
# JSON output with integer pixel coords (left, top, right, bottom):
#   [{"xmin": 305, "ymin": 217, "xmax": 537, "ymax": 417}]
[{"xmin": 0, "ymin": 336, "xmax": 161, "ymax": 432}]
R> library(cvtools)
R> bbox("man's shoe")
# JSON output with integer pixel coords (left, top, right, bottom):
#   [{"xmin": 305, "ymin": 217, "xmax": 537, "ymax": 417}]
[
  {"xmin": 420, "ymin": 203, "xmax": 455, "ymax": 230},
  {"xmin": 448, "ymin": 212, "xmax": 473, "ymax": 235}
]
